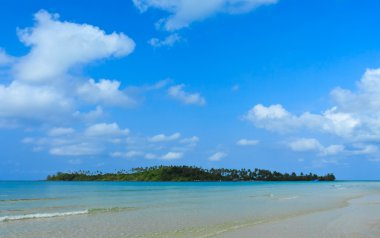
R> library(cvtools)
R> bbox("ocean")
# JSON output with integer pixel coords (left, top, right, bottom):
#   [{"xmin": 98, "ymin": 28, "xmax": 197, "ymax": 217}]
[{"xmin": 1, "ymin": 181, "xmax": 380, "ymax": 238}]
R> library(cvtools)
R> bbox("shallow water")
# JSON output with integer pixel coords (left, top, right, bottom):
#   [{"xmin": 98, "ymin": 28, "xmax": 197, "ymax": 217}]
[{"xmin": 1, "ymin": 181, "xmax": 380, "ymax": 237}]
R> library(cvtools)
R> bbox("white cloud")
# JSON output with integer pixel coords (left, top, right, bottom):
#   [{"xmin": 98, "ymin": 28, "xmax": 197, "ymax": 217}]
[
  {"xmin": 15, "ymin": 10, "xmax": 135, "ymax": 82},
  {"xmin": 161, "ymin": 151, "xmax": 183, "ymax": 160},
  {"xmin": 126, "ymin": 79, "xmax": 172, "ymax": 94},
  {"xmin": 77, "ymin": 79, "xmax": 135, "ymax": 106},
  {"xmin": 73, "ymin": 106, "xmax": 104, "ymax": 122},
  {"xmin": 50, "ymin": 143, "xmax": 101, "ymax": 156},
  {"xmin": 85, "ymin": 123, "xmax": 129, "ymax": 137},
  {"xmin": 24, "ymin": 126, "xmax": 198, "ymax": 159},
  {"xmin": 148, "ymin": 132, "xmax": 181, "ymax": 142},
  {"xmin": 320, "ymin": 144, "xmax": 345, "ymax": 156},
  {"xmin": 168, "ymin": 84, "xmax": 206, "ymax": 105},
  {"xmin": 111, "ymin": 150, "xmax": 184, "ymax": 160},
  {"xmin": 48, "ymin": 127, "xmax": 75, "ymax": 136},
  {"xmin": 25, "ymin": 122, "xmax": 130, "ymax": 156},
  {"xmin": 249, "ymin": 104, "xmax": 289, "ymax": 120},
  {"xmin": 208, "ymin": 152, "xmax": 227, "ymax": 161},
  {"xmin": 148, "ymin": 33, "xmax": 182, "ymax": 47},
  {"xmin": 245, "ymin": 104, "xmax": 359, "ymax": 137},
  {"xmin": 111, "ymin": 150, "xmax": 144, "ymax": 158},
  {"xmin": 350, "ymin": 144, "xmax": 378, "ymax": 155},
  {"xmin": 287, "ymin": 138, "xmax": 344, "ymax": 156},
  {"xmin": 236, "ymin": 139, "xmax": 259, "ymax": 146},
  {"xmin": 147, "ymin": 79, "xmax": 172, "ymax": 90},
  {"xmin": 288, "ymin": 138, "xmax": 322, "ymax": 152},
  {"xmin": 180, "ymin": 136, "xmax": 199, "ymax": 146},
  {"xmin": 0, "ymin": 49, "xmax": 14, "ymax": 66},
  {"xmin": 245, "ymin": 68, "xmax": 380, "ymax": 147},
  {"xmin": 0, "ymin": 82, "xmax": 73, "ymax": 121},
  {"xmin": 0, "ymin": 10, "xmax": 136, "ymax": 124},
  {"xmin": 149, "ymin": 79, "xmax": 172, "ymax": 90},
  {"xmin": 331, "ymin": 69, "xmax": 380, "ymax": 113},
  {"xmin": 133, "ymin": 0, "xmax": 277, "ymax": 31},
  {"xmin": 322, "ymin": 107, "xmax": 360, "ymax": 138}
]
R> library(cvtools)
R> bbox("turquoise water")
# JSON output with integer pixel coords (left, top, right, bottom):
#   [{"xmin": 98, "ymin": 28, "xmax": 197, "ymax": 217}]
[{"xmin": 1, "ymin": 181, "xmax": 380, "ymax": 237}]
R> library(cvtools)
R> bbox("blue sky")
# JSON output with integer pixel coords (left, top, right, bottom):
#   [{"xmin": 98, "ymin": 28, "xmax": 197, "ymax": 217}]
[{"xmin": 1, "ymin": 0, "xmax": 380, "ymax": 180}]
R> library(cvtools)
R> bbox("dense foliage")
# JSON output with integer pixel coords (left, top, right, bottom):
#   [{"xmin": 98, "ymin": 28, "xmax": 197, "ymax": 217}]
[{"xmin": 47, "ymin": 166, "xmax": 336, "ymax": 182}]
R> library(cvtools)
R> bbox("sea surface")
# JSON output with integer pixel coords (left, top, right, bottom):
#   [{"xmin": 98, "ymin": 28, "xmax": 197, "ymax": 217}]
[{"xmin": 1, "ymin": 181, "xmax": 380, "ymax": 238}]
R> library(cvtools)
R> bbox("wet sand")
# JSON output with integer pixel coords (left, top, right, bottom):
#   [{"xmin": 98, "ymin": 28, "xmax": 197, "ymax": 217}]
[{"xmin": 217, "ymin": 194, "xmax": 380, "ymax": 238}]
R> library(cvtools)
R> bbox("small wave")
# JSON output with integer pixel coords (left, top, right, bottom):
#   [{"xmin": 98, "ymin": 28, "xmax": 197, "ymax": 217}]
[
  {"xmin": 88, "ymin": 207, "xmax": 138, "ymax": 214},
  {"xmin": 0, "ymin": 210, "xmax": 89, "ymax": 222},
  {"xmin": 1, "ymin": 206, "xmax": 139, "ymax": 222},
  {"xmin": 331, "ymin": 185, "xmax": 346, "ymax": 190},
  {"xmin": 278, "ymin": 196, "xmax": 299, "ymax": 200},
  {"xmin": 249, "ymin": 193, "xmax": 276, "ymax": 199}
]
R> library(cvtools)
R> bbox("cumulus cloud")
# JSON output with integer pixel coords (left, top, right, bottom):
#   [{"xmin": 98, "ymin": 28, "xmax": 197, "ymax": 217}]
[
  {"xmin": 148, "ymin": 132, "xmax": 181, "ymax": 142},
  {"xmin": 109, "ymin": 133, "xmax": 199, "ymax": 161},
  {"xmin": 73, "ymin": 106, "xmax": 104, "ymax": 122},
  {"xmin": 0, "ymin": 10, "xmax": 136, "ymax": 124},
  {"xmin": 48, "ymin": 127, "xmax": 75, "ymax": 136},
  {"xmin": 236, "ymin": 139, "xmax": 259, "ymax": 146},
  {"xmin": 111, "ymin": 150, "xmax": 144, "ymax": 158},
  {"xmin": 132, "ymin": 0, "xmax": 277, "ymax": 31},
  {"xmin": 85, "ymin": 123, "xmax": 129, "ymax": 137},
  {"xmin": 320, "ymin": 145, "xmax": 345, "ymax": 156},
  {"xmin": 24, "ymin": 123, "xmax": 198, "ymax": 160},
  {"xmin": 288, "ymin": 138, "xmax": 323, "ymax": 152},
  {"xmin": 161, "ymin": 151, "xmax": 184, "ymax": 160},
  {"xmin": 144, "ymin": 79, "xmax": 172, "ymax": 90},
  {"xmin": 244, "ymin": 104, "xmax": 359, "ymax": 137},
  {"xmin": 77, "ymin": 79, "xmax": 136, "ymax": 106},
  {"xmin": 0, "ymin": 82, "xmax": 73, "ymax": 121},
  {"xmin": 112, "ymin": 150, "xmax": 186, "ymax": 160},
  {"xmin": 23, "ymin": 122, "xmax": 130, "ymax": 156},
  {"xmin": 180, "ymin": 136, "xmax": 199, "ymax": 146},
  {"xmin": 208, "ymin": 152, "xmax": 227, "ymax": 161},
  {"xmin": 287, "ymin": 138, "xmax": 344, "ymax": 156},
  {"xmin": 0, "ymin": 49, "xmax": 15, "ymax": 66},
  {"xmin": 350, "ymin": 144, "xmax": 378, "ymax": 155},
  {"xmin": 148, "ymin": 33, "xmax": 182, "ymax": 47},
  {"xmin": 245, "ymin": 68, "xmax": 380, "ymax": 148},
  {"xmin": 168, "ymin": 84, "xmax": 206, "ymax": 105},
  {"xmin": 50, "ymin": 143, "xmax": 101, "ymax": 156},
  {"xmin": 15, "ymin": 10, "xmax": 135, "ymax": 82}
]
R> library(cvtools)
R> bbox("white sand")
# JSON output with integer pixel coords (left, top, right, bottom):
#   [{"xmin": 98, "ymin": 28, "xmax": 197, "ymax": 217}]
[{"xmin": 216, "ymin": 194, "xmax": 380, "ymax": 238}]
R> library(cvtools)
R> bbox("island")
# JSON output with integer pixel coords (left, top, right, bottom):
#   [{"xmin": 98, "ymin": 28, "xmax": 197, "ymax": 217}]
[{"xmin": 46, "ymin": 166, "xmax": 336, "ymax": 181}]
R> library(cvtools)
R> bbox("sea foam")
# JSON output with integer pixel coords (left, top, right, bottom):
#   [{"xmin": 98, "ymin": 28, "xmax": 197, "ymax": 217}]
[{"xmin": 0, "ymin": 210, "xmax": 89, "ymax": 222}]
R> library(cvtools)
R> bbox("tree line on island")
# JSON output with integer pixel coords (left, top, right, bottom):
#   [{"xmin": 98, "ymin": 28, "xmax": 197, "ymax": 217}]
[{"xmin": 47, "ymin": 166, "xmax": 336, "ymax": 182}]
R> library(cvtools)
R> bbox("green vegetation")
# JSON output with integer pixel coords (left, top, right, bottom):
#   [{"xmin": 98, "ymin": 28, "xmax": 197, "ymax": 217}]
[{"xmin": 47, "ymin": 166, "xmax": 335, "ymax": 182}]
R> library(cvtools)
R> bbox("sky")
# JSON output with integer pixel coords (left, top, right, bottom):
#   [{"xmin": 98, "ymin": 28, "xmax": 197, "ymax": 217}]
[{"xmin": 1, "ymin": 0, "xmax": 380, "ymax": 180}]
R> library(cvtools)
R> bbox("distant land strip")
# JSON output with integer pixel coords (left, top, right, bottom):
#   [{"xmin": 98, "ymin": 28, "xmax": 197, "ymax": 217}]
[{"xmin": 47, "ymin": 166, "xmax": 336, "ymax": 182}]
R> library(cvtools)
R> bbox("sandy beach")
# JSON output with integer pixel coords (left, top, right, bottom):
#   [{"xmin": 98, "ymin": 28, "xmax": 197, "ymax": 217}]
[
  {"xmin": 2, "ymin": 181, "xmax": 380, "ymax": 238},
  {"xmin": 217, "ymin": 193, "xmax": 380, "ymax": 238}
]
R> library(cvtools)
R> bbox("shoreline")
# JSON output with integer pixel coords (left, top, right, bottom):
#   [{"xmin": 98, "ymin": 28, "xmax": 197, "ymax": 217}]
[
  {"xmin": 215, "ymin": 192, "xmax": 380, "ymax": 238},
  {"xmin": 2, "ymin": 181, "xmax": 380, "ymax": 238}
]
